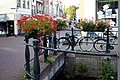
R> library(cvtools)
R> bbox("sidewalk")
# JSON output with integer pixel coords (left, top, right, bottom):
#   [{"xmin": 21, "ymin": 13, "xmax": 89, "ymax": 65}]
[{"xmin": 0, "ymin": 36, "xmax": 26, "ymax": 80}]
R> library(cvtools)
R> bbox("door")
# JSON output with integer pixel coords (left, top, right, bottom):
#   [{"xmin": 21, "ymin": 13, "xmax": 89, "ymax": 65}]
[{"xmin": 7, "ymin": 21, "xmax": 14, "ymax": 36}]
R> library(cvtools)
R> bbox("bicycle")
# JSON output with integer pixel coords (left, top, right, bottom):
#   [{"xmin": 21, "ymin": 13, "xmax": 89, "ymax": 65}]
[
  {"xmin": 37, "ymin": 35, "xmax": 50, "ymax": 55},
  {"xmin": 57, "ymin": 32, "xmax": 94, "ymax": 51},
  {"xmin": 93, "ymin": 30, "xmax": 118, "ymax": 52}
]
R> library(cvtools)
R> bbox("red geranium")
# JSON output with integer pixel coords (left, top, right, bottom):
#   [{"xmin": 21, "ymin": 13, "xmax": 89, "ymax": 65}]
[
  {"xmin": 17, "ymin": 14, "xmax": 57, "ymax": 36},
  {"xmin": 78, "ymin": 18, "xmax": 110, "ymax": 32}
]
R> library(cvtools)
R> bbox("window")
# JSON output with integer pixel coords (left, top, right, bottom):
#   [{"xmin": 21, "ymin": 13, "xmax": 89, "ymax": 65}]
[
  {"xmin": 17, "ymin": 0, "xmax": 21, "ymax": 7},
  {"xmin": 96, "ymin": 0, "xmax": 118, "ymax": 26},
  {"xmin": 23, "ymin": 0, "xmax": 25, "ymax": 8},
  {"xmin": 27, "ymin": 1, "xmax": 30, "ymax": 9},
  {"xmin": 34, "ymin": 6, "xmax": 36, "ymax": 14},
  {"xmin": 32, "ymin": 5, "xmax": 34, "ymax": 15}
]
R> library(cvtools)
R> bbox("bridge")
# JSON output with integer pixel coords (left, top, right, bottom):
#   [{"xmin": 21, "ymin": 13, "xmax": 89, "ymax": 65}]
[{"xmin": 22, "ymin": 28, "xmax": 118, "ymax": 80}]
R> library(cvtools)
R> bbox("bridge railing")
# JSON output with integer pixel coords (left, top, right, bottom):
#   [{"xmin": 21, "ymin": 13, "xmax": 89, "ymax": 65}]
[{"xmin": 22, "ymin": 32, "xmax": 118, "ymax": 80}]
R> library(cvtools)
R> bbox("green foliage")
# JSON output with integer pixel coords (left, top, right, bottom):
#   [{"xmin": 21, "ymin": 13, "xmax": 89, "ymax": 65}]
[
  {"xmin": 65, "ymin": 72, "xmax": 74, "ymax": 80},
  {"xmin": 75, "ymin": 62, "xmax": 88, "ymax": 74},
  {"xmin": 78, "ymin": 20, "xmax": 96, "ymax": 31},
  {"xmin": 75, "ymin": 50, "xmax": 81, "ymax": 52},
  {"xmin": 21, "ymin": 72, "xmax": 27, "ymax": 80},
  {"xmin": 46, "ymin": 55, "xmax": 56, "ymax": 63},
  {"xmin": 21, "ymin": 66, "xmax": 34, "ymax": 80},
  {"xmin": 64, "ymin": 6, "xmax": 79, "ymax": 20},
  {"xmin": 100, "ymin": 58, "xmax": 117, "ymax": 80},
  {"xmin": 55, "ymin": 19, "xmax": 67, "ymax": 30},
  {"xmin": 78, "ymin": 19, "xmax": 110, "ymax": 32},
  {"xmin": 97, "ymin": 20, "xmax": 109, "ymax": 31}
]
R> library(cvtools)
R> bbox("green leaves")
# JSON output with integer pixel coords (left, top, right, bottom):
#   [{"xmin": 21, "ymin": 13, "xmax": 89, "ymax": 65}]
[
  {"xmin": 100, "ymin": 58, "xmax": 117, "ymax": 80},
  {"xmin": 78, "ymin": 19, "xmax": 110, "ymax": 32},
  {"xmin": 64, "ymin": 6, "xmax": 79, "ymax": 20},
  {"xmin": 55, "ymin": 19, "xmax": 67, "ymax": 30}
]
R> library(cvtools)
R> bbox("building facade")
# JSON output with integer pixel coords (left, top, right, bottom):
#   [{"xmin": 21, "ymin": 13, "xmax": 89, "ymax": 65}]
[
  {"xmin": 80, "ymin": 0, "xmax": 96, "ymax": 20},
  {"xmin": 0, "ymin": 0, "xmax": 65, "ymax": 37},
  {"xmin": 36, "ymin": 0, "xmax": 44, "ymax": 15},
  {"xmin": 80, "ymin": 0, "xmax": 118, "ymax": 23},
  {"xmin": 0, "ymin": 0, "xmax": 33, "ymax": 36},
  {"xmin": 49, "ymin": 0, "xmax": 64, "ymax": 18}
]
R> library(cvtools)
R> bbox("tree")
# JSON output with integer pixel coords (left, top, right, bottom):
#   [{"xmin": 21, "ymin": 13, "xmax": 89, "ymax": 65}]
[{"xmin": 64, "ymin": 6, "xmax": 79, "ymax": 20}]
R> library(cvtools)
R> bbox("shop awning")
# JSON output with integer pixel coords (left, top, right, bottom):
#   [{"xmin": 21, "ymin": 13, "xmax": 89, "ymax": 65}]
[{"xmin": 0, "ymin": 14, "xmax": 7, "ymax": 22}]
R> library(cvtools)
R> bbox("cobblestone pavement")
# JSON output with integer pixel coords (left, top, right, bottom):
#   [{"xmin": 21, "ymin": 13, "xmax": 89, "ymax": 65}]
[{"xmin": 0, "ymin": 36, "xmax": 26, "ymax": 80}]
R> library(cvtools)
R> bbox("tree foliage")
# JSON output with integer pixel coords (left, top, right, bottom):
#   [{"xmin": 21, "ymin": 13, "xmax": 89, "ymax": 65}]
[{"xmin": 64, "ymin": 6, "xmax": 79, "ymax": 20}]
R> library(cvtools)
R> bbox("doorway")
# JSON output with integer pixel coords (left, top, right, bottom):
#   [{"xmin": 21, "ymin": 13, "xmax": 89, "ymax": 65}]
[{"xmin": 7, "ymin": 20, "xmax": 14, "ymax": 36}]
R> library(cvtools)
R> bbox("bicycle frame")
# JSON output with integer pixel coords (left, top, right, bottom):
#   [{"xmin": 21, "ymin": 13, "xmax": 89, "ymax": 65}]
[
  {"xmin": 67, "ymin": 33, "xmax": 91, "ymax": 49},
  {"xmin": 67, "ymin": 34, "xmax": 83, "ymax": 46}
]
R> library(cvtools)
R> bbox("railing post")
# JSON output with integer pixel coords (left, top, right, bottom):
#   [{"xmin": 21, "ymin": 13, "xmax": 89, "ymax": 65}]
[
  {"xmin": 33, "ymin": 40, "xmax": 40, "ymax": 80},
  {"xmin": 106, "ymin": 28, "xmax": 110, "ymax": 53},
  {"xmin": 53, "ymin": 33, "xmax": 57, "ymax": 55},
  {"xmin": 24, "ymin": 35, "xmax": 31, "ymax": 79},
  {"xmin": 48, "ymin": 35, "xmax": 52, "ymax": 48},
  {"xmin": 43, "ymin": 34, "xmax": 48, "ymax": 62},
  {"xmin": 71, "ymin": 27, "xmax": 74, "ymax": 51}
]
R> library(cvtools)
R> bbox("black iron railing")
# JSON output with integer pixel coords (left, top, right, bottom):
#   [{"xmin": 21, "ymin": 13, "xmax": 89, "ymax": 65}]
[{"xmin": 22, "ymin": 27, "xmax": 118, "ymax": 80}]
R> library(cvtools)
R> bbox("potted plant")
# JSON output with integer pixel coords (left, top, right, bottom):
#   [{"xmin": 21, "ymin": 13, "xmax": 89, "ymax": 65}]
[
  {"xmin": 17, "ymin": 14, "xmax": 57, "ymax": 39},
  {"xmin": 78, "ymin": 18, "xmax": 110, "ymax": 32},
  {"xmin": 78, "ymin": 18, "xmax": 96, "ymax": 32},
  {"xmin": 55, "ymin": 18, "xmax": 67, "ymax": 31},
  {"xmin": 96, "ymin": 20, "xmax": 110, "ymax": 32}
]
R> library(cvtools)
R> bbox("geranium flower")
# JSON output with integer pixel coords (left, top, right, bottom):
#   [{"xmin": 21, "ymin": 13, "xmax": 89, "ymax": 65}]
[
  {"xmin": 54, "ymin": 18, "xmax": 67, "ymax": 31},
  {"xmin": 78, "ymin": 18, "xmax": 110, "ymax": 32},
  {"xmin": 17, "ymin": 14, "xmax": 57, "ymax": 37}
]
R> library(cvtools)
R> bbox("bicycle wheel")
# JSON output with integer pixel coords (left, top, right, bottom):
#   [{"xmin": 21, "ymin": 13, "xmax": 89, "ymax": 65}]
[
  {"xmin": 57, "ymin": 37, "xmax": 70, "ymax": 50},
  {"xmin": 93, "ymin": 39, "xmax": 106, "ymax": 52},
  {"xmin": 79, "ymin": 37, "xmax": 93, "ymax": 51}
]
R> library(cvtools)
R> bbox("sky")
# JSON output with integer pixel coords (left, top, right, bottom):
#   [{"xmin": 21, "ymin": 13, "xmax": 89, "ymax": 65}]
[{"xmin": 62, "ymin": 0, "xmax": 80, "ymax": 8}]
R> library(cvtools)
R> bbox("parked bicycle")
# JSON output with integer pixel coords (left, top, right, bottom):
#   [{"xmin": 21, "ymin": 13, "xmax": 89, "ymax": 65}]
[
  {"xmin": 37, "ymin": 35, "xmax": 50, "ymax": 55},
  {"xmin": 57, "ymin": 32, "xmax": 94, "ymax": 51},
  {"xmin": 93, "ymin": 30, "xmax": 118, "ymax": 52}
]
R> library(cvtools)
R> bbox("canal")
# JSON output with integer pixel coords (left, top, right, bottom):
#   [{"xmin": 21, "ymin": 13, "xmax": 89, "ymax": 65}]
[{"xmin": 54, "ymin": 69, "xmax": 97, "ymax": 80}]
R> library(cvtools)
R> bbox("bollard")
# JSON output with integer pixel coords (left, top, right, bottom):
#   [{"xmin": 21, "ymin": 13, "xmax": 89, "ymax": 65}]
[
  {"xmin": 33, "ymin": 40, "xmax": 40, "ymax": 80},
  {"xmin": 24, "ymin": 35, "xmax": 31, "ymax": 79},
  {"xmin": 43, "ymin": 34, "xmax": 48, "ymax": 63},
  {"xmin": 105, "ymin": 28, "xmax": 110, "ymax": 53},
  {"xmin": 71, "ymin": 27, "xmax": 74, "ymax": 51}
]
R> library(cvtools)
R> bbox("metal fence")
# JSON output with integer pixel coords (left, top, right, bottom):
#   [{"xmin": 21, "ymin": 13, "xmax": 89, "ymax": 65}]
[{"xmin": 22, "ymin": 31, "xmax": 118, "ymax": 80}]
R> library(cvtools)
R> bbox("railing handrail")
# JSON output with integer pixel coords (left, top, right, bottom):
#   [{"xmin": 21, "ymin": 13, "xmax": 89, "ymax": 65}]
[
  {"xmin": 23, "ymin": 38, "xmax": 118, "ymax": 80},
  {"xmin": 23, "ymin": 27, "xmax": 118, "ymax": 80},
  {"xmin": 22, "ymin": 39, "xmax": 118, "ymax": 57}
]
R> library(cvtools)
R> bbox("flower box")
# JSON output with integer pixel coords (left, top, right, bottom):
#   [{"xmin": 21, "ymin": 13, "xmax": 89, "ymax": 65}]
[
  {"xmin": 78, "ymin": 18, "xmax": 110, "ymax": 32},
  {"xmin": 55, "ymin": 18, "xmax": 67, "ymax": 31},
  {"xmin": 17, "ymin": 14, "xmax": 57, "ymax": 39},
  {"xmin": 82, "ymin": 29, "xmax": 105, "ymax": 32}
]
